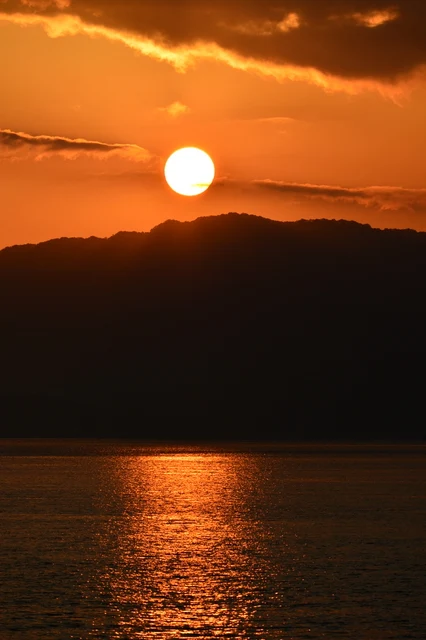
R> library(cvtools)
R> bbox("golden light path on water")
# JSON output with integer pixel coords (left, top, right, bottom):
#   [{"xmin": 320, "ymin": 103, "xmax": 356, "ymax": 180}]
[
  {"xmin": 1, "ymin": 443, "xmax": 425, "ymax": 639},
  {"xmin": 95, "ymin": 452, "xmax": 284, "ymax": 639}
]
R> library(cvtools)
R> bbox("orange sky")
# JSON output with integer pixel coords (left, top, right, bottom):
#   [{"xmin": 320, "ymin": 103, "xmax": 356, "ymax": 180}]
[{"xmin": 1, "ymin": 1, "xmax": 426, "ymax": 247}]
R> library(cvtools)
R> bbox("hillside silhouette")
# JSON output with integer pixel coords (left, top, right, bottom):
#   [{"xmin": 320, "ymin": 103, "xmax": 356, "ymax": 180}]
[{"xmin": 1, "ymin": 212, "xmax": 425, "ymax": 440}]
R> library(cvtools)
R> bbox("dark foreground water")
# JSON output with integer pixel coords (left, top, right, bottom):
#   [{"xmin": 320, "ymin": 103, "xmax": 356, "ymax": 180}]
[{"xmin": 0, "ymin": 441, "xmax": 425, "ymax": 639}]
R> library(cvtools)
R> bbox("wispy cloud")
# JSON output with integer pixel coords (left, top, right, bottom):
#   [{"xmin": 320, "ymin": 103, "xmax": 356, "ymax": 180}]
[
  {"xmin": 158, "ymin": 101, "xmax": 191, "ymax": 117},
  {"xmin": 253, "ymin": 179, "xmax": 426, "ymax": 211},
  {"xmin": 19, "ymin": 0, "xmax": 70, "ymax": 8},
  {"xmin": 0, "ymin": 128, "xmax": 151, "ymax": 162},
  {"xmin": 228, "ymin": 12, "xmax": 301, "ymax": 37},
  {"xmin": 351, "ymin": 8, "xmax": 399, "ymax": 28}
]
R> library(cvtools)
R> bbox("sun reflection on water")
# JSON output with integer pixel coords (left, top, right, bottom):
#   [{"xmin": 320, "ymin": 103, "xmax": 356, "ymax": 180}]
[{"xmin": 98, "ymin": 452, "xmax": 265, "ymax": 638}]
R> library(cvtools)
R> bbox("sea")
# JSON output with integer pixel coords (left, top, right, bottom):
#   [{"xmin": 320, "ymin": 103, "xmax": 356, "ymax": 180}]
[{"xmin": 0, "ymin": 440, "xmax": 425, "ymax": 639}]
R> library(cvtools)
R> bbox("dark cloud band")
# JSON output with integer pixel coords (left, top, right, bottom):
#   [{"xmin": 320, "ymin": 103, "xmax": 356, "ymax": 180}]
[
  {"xmin": 254, "ymin": 179, "xmax": 426, "ymax": 211},
  {"xmin": 0, "ymin": 129, "xmax": 151, "ymax": 161}
]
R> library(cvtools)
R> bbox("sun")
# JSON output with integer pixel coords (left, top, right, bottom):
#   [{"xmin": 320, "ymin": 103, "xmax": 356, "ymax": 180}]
[{"xmin": 164, "ymin": 147, "xmax": 215, "ymax": 196}]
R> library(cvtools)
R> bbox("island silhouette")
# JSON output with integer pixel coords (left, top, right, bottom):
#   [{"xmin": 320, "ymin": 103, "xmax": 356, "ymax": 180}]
[{"xmin": 1, "ymin": 213, "xmax": 425, "ymax": 440}]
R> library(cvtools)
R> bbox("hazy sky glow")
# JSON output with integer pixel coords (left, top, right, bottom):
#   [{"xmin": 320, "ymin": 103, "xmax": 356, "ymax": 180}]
[{"xmin": 1, "ymin": 0, "xmax": 426, "ymax": 246}]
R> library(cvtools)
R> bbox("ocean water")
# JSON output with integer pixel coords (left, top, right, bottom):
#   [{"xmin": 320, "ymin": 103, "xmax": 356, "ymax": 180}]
[{"xmin": 0, "ymin": 441, "xmax": 425, "ymax": 639}]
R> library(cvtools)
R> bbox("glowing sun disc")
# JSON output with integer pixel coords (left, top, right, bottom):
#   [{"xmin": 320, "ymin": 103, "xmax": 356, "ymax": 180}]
[{"xmin": 164, "ymin": 147, "xmax": 215, "ymax": 196}]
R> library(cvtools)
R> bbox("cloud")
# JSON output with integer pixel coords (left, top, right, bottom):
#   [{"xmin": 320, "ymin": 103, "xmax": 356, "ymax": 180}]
[
  {"xmin": 19, "ymin": 0, "xmax": 70, "ymax": 9},
  {"xmin": 351, "ymin": 8, "xmax": 400, "ymax": 28},
  {"xmin": 228, "ymin": 12, "xmax": 301, "ymax": 37},
  {"xmin": 158, "ymin": 102, "xmax": 191, "ymax": 117},
  {"xmin": 0, "ymin": 128, "xmax": 151, "ymax": 162},
  {"xmin": 1, "ymin": 1, "xmax": 426, "ymax": 93},
  {"xmin": 253, "ymin": 179, "xmax": 426, "ymax": 211}
]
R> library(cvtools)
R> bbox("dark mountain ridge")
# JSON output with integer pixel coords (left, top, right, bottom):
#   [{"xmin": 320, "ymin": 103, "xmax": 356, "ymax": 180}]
[{"xmin": 1, "ymin": 213, "xmax": 425, "ymax": 440}]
